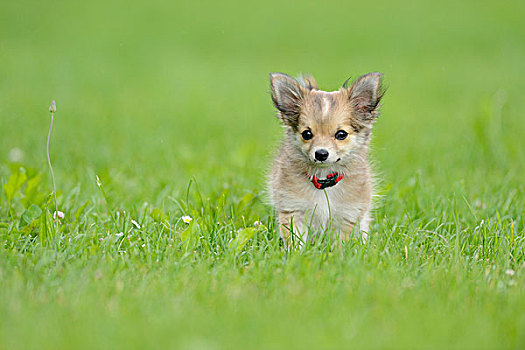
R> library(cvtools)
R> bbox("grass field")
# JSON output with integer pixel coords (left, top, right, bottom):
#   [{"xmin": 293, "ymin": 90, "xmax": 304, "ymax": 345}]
[{"xmin": 1, "ymin": 0, "xmax": 525, "ymax": 348}]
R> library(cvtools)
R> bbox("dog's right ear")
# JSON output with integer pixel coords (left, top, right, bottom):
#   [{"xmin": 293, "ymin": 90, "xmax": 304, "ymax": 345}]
[{"xmin": 270, "ymin": 73, "xmax": 306, "ymax": 127}]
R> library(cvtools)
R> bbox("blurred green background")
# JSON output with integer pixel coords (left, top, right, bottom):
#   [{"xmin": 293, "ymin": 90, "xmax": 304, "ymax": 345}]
[
  {"xmin": 1, "ymin": 0, "xmax": 525, "ymax": 349},
  {"xmin": 2, "ymin": 0, "xmax": 524, "ymax": 200}
]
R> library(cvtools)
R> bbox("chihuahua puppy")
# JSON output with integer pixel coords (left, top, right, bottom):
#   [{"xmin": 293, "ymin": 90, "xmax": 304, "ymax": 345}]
[{"xmin": 268, "ymin": 72, "xmax": 383, "ymax": 246}]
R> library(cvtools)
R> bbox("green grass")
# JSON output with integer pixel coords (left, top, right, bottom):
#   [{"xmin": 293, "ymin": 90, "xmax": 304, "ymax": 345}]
[{"xmin": 1, "ymin": 0, "xmax": 525, "ymax": 348}]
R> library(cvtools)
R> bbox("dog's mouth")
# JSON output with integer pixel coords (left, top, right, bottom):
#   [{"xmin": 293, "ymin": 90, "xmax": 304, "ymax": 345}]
[{"xmin": 312, "ymin": 157, "xmax": 341, "ymax": 165}]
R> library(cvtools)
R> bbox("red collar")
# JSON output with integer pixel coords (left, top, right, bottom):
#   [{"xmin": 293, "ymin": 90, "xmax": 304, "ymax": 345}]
[{"xmin": 307, "ymin": 172, "xmax": 345, "ymax": 190}]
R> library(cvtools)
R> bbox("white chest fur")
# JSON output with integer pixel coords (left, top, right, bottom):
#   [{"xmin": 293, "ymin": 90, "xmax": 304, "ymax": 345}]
[{"xmin": 299, "ymin": 185, "xmax": 363, "ymax": 229}]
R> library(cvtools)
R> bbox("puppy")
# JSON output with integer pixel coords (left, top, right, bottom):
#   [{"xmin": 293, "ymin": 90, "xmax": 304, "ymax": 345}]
[{"xmin": 268, "ymin": 72, "xmax": 383, "ymax": 246}]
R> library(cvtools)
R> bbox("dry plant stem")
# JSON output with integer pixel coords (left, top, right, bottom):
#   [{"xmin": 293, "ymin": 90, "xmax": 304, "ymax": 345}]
[{"xmin": 47, "ymin": 111, "xmax": 58, "ymax": 233}]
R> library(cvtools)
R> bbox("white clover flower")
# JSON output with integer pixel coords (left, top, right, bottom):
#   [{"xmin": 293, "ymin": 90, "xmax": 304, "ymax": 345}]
[
  {"xmin": 253, "ymin": 220, "xmax": 262, "ymax": 227},
  {"xmin": 53, "ymin": 210, "xmax": 65, "ymax": 224},
  {"xmin": 53, "ymin": 210, "xmax": 65, "ymax": 220},
  {"xmin": 505, "ymin": 269, "xmax": 515, "ymax": 276},
  {"xmin": 131, "ymin": 219, "xmax": 141, "ymax": 229},
  {"xmin": 115, "ymin": 232, "xmax": 124, "ymax": 237},
  {"xmin": 49, "ymin": 100, "xmax": 56, "ymax": 113},
  {"xmin": 182, "ymin": 215, "xmax": 192, "ymax": 224}
]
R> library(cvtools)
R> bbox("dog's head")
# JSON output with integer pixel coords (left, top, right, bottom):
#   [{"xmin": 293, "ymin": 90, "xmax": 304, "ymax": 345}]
[{"xmin": 270, "ymin": 72, "xmax": 383, "ymax": 167}]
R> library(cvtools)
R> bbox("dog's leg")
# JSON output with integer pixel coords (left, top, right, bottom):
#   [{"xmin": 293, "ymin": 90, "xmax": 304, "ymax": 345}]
[
  {"xmin": 279, "ymin": 211, "xmax": 306, "ymax": 249},
  {"xmin": 359, "ymin": 210, "xmax": 371, "ymax": 243}
]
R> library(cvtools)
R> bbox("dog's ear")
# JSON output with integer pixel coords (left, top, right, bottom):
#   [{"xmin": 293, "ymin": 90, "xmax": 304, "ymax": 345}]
[
  {"xmin": 348, "ymin": 72, "xmax": 383, "ymax": 122},
  {"xmin": 270, "ymin": 73, "xmax": 306, "ymax": 127}
]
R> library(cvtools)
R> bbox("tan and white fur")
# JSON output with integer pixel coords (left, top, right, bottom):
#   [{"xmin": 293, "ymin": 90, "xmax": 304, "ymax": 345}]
[{"xmin": 268, "ymin": 72, "xmax": 383, "ymax": 247}]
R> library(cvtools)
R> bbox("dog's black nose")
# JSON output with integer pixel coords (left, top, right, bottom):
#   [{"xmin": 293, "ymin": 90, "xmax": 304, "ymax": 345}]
[{"xmin": 315, "ymin": 149, "xmax": 329, "ymax": 161}]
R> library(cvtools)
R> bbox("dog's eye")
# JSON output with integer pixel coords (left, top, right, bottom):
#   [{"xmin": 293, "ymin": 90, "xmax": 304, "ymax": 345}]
[
  {"xmin": 335, "ymin": 130, "xmax": 348, "ymax": 140},
  {"xmin": 301, "ymin": 130, "xmax": 313, "ymax": 140}
]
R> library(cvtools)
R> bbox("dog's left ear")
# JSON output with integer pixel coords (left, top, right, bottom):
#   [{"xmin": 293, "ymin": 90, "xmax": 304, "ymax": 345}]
[
  {"xmin": 348, "ymin": 72, "xmax": 383, "ymax": 122},
  {"xmin": 270, "ymin": 73, "xmax": 306, "ymax": 127}
]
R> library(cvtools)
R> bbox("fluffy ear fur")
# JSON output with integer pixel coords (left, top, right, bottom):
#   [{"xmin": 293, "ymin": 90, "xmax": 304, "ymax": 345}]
[
  {"xmin": 348, "ymin": 72, "xmax": 383, "ymax": 122},
  {"xmin": 270, "ymin": 73, "xmax": 306, "ymax": 127}
]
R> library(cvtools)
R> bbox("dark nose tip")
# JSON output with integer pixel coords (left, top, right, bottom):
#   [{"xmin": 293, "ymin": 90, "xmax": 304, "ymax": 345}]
[{"xmin": 315, "ymin": 149, "xmax": 329, "ymax": 161}]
